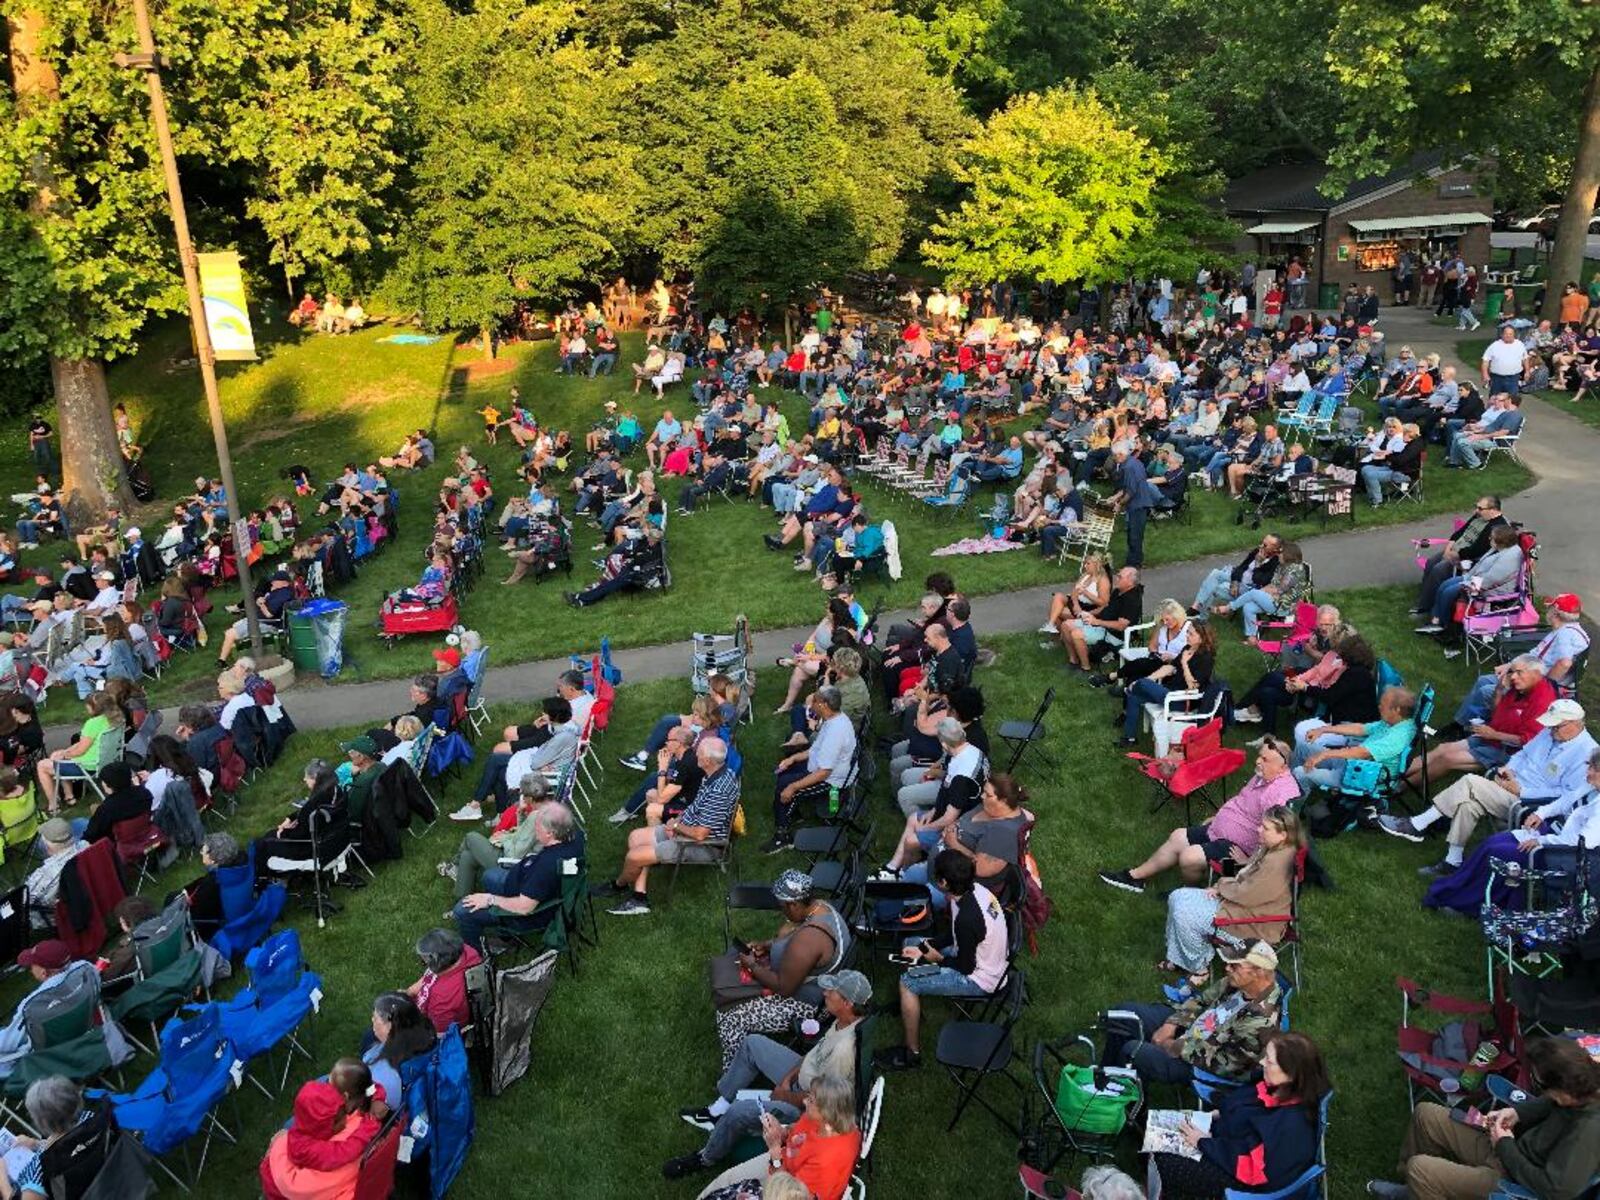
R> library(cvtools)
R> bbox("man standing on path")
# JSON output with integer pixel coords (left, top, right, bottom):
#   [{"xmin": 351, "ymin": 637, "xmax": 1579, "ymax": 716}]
[
  {"xmin": 1107, "ymin": 442, "xmax": 1159, "ymax": 569},
  {"xmin": 1481, "ymin": 327, "xmax": 1528, "ymax": 398}
]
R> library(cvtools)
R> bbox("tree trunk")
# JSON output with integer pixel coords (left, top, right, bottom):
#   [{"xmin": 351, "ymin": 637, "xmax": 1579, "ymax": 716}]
[
  {"xmin": 8, "ymin": 10, "xmax": 133, "ymax": 524},
  {"xmin": 52, "ymin": 358, "xmax": 134, "ymax": 526},
  {"xmin": 1545, "ymin": 56, "xmax": 1600, "ymax": 321},
  {"xmin": 480, "ymin": 322, "xmax": 495, "ymax": 361}
]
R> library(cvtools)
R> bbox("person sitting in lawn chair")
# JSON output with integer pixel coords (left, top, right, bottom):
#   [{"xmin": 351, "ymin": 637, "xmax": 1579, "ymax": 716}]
[
  {"xmin": 450, "ymin": 802, "xmax": 584, "ymax": 952},
  {"xmin": 1099, "ymin": 938, "xmax": 1282, "ymax": 1088},
  {"xmin": 1368, "ymin": 1036, "xmax": 1600, "ymax": 1200}
]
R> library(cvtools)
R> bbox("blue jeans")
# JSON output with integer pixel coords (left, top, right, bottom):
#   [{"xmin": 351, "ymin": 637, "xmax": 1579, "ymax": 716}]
[
  {"xmin": 561, "ymin": 353, "xmax": 586, "ymax": 374},
  {"xmin": 901, "ymin": 947, "xmax": 989, "ymax": 998},
  {"xmin": 1124, "ymin": 506, "xmax": 1149, "ymax": 568},
  {"xmin": 1192, "ymin": 568, "xmax": 1234, "ymax": 610},
  {"xmin": 1290, "ymin": 725, "xmax": 1354, "ymax": 795},
  {"xmin": 700, "ymin": 1036, "xmax": 805, "ymax": 1163},
  {"xmin": 1360, "ymin": 464, "xmax": 1398, "ymax": 504},
  {"xmin": 1433, "ymin": 577, "xmax": 1467, "ymax": 624},
  {"xmin": 642, "ymin": 714, "xmax": 680, "ymax": 756},
  {"xmin": 1487, "ymin": 373, "xmax": 1520, "ymax": 397},
  {"xmin": 1229, "ymin": 588, "xmax": 1280, "ymax": 637},
  {"xmin": 1123, "ymin": 677, "xmax": 1175, "ymax": 739},
  {"xmin": 452, "ymin": 898, "xmax": 548, "ymax": 952},
  {"xmin": 588, "ymin": 353, "xmax": 616, "ymax": 378},
  {"xmin": 1455, "ymin": 675, "xmax": 1498, "ymax": 727},
  {"xmin": 473, "ymin": 751, "xmax": 511, "ymax": 805}
]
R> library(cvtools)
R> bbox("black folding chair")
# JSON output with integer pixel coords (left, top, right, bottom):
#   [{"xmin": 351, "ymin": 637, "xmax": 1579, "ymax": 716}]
[
  {"xmin": 998, "ymin": 688, "xmax": 1056, "ymax": 774},
  {"xmin": 935, "ymin": 968, "xmax": 1027, "ymax": 1133}
]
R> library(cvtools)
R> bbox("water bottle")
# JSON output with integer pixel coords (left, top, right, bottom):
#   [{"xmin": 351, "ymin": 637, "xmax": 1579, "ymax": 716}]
[
  {"xmin": 827, "ymin": 785, "xmax": 841, "ymax": 816},
  {"xmin": 1460, "ymin": 1041, "xmax": 1499, "ymax": 1091}
]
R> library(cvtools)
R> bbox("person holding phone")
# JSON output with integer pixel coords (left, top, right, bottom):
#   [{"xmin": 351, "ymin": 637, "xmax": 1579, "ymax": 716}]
[
  {"xmin": 712, "ymin": 871, "xmax": 851, "ymax": 1069},
  {"xmin": 692, "ymin": 1074, "xmax": 861, "ymax": 1200},
  {"xmin": 876, "ymin": 850, "xmax": 1007, "ymax": 1072},
  {"xmin": 1370, "ymin": 1036, "xmax": 1600, "ymax": 1200},
  {"xmin": 664, "ymin": 972, "xmax": 870, "ymax": 1182}
]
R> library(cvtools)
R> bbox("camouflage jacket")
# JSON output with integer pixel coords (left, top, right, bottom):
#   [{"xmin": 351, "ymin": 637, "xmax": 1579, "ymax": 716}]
[{"xmin": 1172, "ymin": 977, "xmax": 1282, "ymax": 1080}]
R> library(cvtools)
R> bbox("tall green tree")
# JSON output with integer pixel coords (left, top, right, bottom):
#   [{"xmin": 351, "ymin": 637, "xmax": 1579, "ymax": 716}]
[
  {"xmin": 921, "ymin": 87, "xmax": 1170, "ymax": 286},
  {"xmin": 1323, "ymin": 0, "xmax": 1600, "ymax": 319},
  {"xmin": 2, "ymin": 0, "xmax": 404, "ymax": 516},
  {"xmin": 898, "ymin": 0, "xmax": 1103, "ymax": 115},
  {"xmin": 384, "ymin": 0, "xmax": 639, "ymax": 357},
  {"xmin": 631, "ymin": 0, "xmax": 967, "ymax": 311}
]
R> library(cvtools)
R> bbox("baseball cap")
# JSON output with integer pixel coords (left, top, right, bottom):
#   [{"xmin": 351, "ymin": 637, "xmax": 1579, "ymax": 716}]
[
  {"xmin": 817, "ymin": 969, "xmax": 873, "ymax": 1006},
  {"xmin": 1537, "ymin": 699, "xmax": 1586, "ymax": 726},
  {"xmin": 124, "ymin": 527, "xmax": 141, "ymax": 541},
  {"xmin": 18, "ymin": 940, "xmax": 72, "ymax": 971},
  {"xmin": 338, "ymin": 735, "xmax": 380, "ymax": 757},
  {"xmin": 1544, "ymin": 593, "xmax": 1582, "ymax": 615},
  {"xmin": 771, "ymin": 870, "xmax": 814, "ymax": 904},
  {"xmin": 1217, "ymin": 938, "xmax": 1279, "ymax": 971},
  {"xmin": 433, "ymin": 647, "xmax": 462, "ymax": 670},
  {"xmin": 94, "ymin": 570, "xmax": 116, "ymax": 582}
]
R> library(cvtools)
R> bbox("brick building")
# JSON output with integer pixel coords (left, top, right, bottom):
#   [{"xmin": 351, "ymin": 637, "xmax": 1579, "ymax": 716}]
[{"xmin": 1225, "ymin": 151, "xmax": 1493, "ymax": 304}]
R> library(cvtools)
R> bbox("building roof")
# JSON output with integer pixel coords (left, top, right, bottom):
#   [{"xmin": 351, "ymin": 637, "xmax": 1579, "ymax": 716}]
[{"xmin": 1225, "ymin": 150, "xmax": 1452, "ymax": 215}]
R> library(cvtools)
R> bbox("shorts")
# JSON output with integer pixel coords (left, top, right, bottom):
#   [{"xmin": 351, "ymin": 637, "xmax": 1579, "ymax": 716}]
[
  {"xmin": 653, "ymin": 825, "xmax": 723, "ymax": 865},
  {"xmin": 900, "ymin": 959, "xmax": 991, "ymax": 999},
  {"xmin": 1078, "ymin": 624, "xmax": 1110, "ymax": 646},
  {"xmin": 1186, "ymin": 825, "xmax": 1236, "ymax": 863},
  {"xmin": 1466, "ymin": 736, "xmax": 1512, "ymax": 772}
]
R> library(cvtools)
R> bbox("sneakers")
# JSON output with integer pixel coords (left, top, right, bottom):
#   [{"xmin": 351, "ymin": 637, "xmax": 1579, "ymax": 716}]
[
  {"xmin": 1377, "ymin": 814, "xmax": 1425, "ymax": 843},
  {"xmin": 1414, "ymin": 622, "xmax": 1444, "ymax": 635},
  {"xmin": 607, "ymin": 894, "xmax": 652, "ymax": 916},
  {"xmin": 1232, "ymin": 706, "xmax": 1262, "ymax": 725},
  {"xmin": 1443, "ymin": 648, "xmax": 1463, "ymax": 661},
  {"xmin": 1097, "ymin": 868, "xmax": 1144, "ymax": 894},
  {"xmin": 607, "ymin": 807, "xmax": 634, "ymax": 825},
  {"xmin": 448, "ymin": 802, "xmax": 483, "ymax": 822},
  {"xmin": 662, "ymin": 1152, "xmax": 709, "ymax": 1179},
  {"xmin": 436, "ymin": 861, "xmax": 458, "ymax": 881},
  {"xmin": 590, "ymin": 880, "xmax": 626, "ymax": 897},
  {"xmin": 677, "ymin": 1107, "xmax": 717, "ymax": 1133},
  {"xmin": 1417, "ymin": 860, "xmax": 1458, "ymax": 879},
  {"xmin": 1366, "ymin": 1184, "xmax": 1407, "ymax": 1199},
  {"xmin": 763, "ymin": 534, "xmax": 784, "ymax": 551},
  {"xmin": 760, "ymin": 833, "xmax": 794, "ymax": 855},
  {"xmin": 619, "ymin": 751, "xmax": 649, "ymax": 772},
  {"xmin": 1037, "ymin": 622, "xmax": 1058, "ymax": 635},
  {"xmin": 874, "ymin": 1046, "xmax": 921, "ymax": 1073},
  {"xmin": 869, "ymin": 868, "xmax": 901, "ymax": 882}
]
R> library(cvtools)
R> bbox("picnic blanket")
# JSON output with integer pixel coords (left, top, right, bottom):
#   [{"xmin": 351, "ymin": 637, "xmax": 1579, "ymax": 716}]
[
  {"xmin": 930, "ymin": 535, "xmax": 1026, "ymax": 557},
  {"xmin": 376, "ymin": 333, "xmax": 444, "ymax": 346}
]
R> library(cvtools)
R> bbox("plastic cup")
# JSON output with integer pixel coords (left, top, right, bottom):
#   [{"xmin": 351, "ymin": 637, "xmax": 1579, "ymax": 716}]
[
  {"xmin": 799, "ymin": 1018, "xmax": 821, "ymax": 1038},
  {"xmin": 1439, "ymin": 1076, "xmax": 1462, "ymax": 1104}
]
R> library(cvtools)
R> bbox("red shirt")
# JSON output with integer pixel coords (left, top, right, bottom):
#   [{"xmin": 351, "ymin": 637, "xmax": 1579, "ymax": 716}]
[
  {"xmin": 777, "ymin": 1116, "xmax": 861, "ymax": 1200},
  {"xmin": 1488, "ymin": 678, "xmax": 1556, "ymax": 747},
  {"xmin": 414, "ymin": 945, "xmax": 482, "ymax": 1035}
]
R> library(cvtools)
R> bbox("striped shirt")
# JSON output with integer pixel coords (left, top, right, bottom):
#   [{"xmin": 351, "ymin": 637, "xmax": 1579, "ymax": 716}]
[{"xmin": 680, "ymin": 765, "xmax": 739, "ymax": 837}]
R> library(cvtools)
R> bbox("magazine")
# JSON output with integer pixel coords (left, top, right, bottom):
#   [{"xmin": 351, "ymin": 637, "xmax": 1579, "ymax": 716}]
[{"xmin": 1141, "ymin": 1108, "xmax": 1214, "ymax": 1160}]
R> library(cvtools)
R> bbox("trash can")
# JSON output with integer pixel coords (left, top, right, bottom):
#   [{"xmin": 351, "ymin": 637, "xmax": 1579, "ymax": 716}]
[
  {"xmin": 1317, "ymin": 282, "xmax": 1340, "ymax": 310},
  {"xmin": 1483, "ymin": 291, "xmax": 1503, "ymax": 321},
  {"xmin": 290, "ymin": 598, "xmax": 348, "ymax": 678}
]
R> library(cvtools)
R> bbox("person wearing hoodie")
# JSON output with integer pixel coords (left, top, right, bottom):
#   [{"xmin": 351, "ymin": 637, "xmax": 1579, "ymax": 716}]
[{"xmin": 260, "ymin": 1059, "xmax": 389, "ymax": 1200}]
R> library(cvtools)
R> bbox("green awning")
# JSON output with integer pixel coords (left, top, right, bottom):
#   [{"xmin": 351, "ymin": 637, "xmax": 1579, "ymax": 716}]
[
  {"xmin": 1347, "ymin": 213, "xmax": 1493, "ymax": 233},
  {"xmin": 1246, "ymin": 221, "xmax": 1317, "ymax": 235}
]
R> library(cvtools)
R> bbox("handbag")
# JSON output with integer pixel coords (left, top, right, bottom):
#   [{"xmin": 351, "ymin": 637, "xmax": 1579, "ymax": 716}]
[
  {"xmin": 1053, "ymin": 1062, "xmax": 1141, "ymax": 1136},
  {"xmin": 708, "ymin": 949, "xmax": 769, "ymax": 1009}
]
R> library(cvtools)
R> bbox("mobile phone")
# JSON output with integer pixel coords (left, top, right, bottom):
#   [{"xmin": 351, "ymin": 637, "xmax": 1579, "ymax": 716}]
[
  {"xmin": 732, "ymin": 937, "xmax": 752, "ymax": 955},
  {"xmin": 887, "ymin": 953, "xmax": 919, "ymax": 966},
  {"xmin": 918, "ymin": 939, "xmax": 936, "ymax": 956},
  {"xmin": 1450, "ymin": 1107, "xmax": 1486, "ymax": 1128}
]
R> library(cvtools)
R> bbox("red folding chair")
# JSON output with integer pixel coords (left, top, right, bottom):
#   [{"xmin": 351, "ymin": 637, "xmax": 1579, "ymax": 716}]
[
  {"xmin": 1396, "ymin": 976, "xmax": 1522, "ymax": 1111},
  {"xmin": 1254, "ymin": 602, "xmax": 1318, "ymax": 666},
  {"xmin": 112, "ymin": 813, "xmax": 168, "ymax": 894},
  {"xmin": 1126, "ymin": 718, "xmax": 1246, "ymax": 824}
]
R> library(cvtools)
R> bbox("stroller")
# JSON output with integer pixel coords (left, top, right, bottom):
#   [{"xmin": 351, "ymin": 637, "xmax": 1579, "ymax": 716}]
[
  {"xmin": 378, "ymin": 594, "xmax": 460, "ymax": 647},
  {"xmin": 1235, "ymin": 461, "xmax": 1310, "ymax": 531}
]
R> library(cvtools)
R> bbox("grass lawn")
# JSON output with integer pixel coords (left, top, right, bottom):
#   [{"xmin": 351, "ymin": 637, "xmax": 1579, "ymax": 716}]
[
  {"xmin": 10, "ymin": 582, "xmax": 1587, "ymax": 1198},
  {"xmin": 1458, "ymin": 335, "xmax": 1600, "ymax": 431},
  {"xmin": 10, "ymin": 320, "xmax": 1530, "ymax": 706}
]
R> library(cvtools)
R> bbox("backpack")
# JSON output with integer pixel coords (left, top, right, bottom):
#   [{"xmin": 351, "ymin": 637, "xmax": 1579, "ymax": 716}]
[{"xmin": 1019, "ymin": 847, "xmax": 1052, "ymax": 953}]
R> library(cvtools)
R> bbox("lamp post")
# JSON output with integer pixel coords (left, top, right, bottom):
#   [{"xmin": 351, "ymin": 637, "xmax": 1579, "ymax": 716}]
[{"xmin": 116, "ymin": 0, "xmax": 263, "ymax": 658}]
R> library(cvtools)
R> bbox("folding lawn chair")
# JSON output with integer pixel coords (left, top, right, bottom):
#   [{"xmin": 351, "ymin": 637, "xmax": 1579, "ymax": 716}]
[
  {"xmin": 1126, "ymin": 718, "xmax": 1246, "ymax": 825},
  {"xmin": 998, "ymin": 687, "xmax": 1056, "ymax": 775},
  {"xmin": 216, "ymin": 928, "xmax": 324, "ymax": 1097},
  {"xmin": 107, "ymin": 897, "xmax": 207, "ymax": 1055},
  {"xmin": 1395, "ymin": 975, "xmax": 1521, "ymax": 1111},
  {"xmin": 935, "ymin": 969, "xmax": 1027, "ymax": 1133}
]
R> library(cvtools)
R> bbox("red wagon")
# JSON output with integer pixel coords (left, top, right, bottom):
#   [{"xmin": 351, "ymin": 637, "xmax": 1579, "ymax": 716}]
[{"xmin": 378, "ymin": 594, "xmax": 459, "ymax": 646}]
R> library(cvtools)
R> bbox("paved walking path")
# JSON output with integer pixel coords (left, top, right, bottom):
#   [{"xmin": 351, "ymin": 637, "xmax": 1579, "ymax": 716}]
[{"xmin": 48, "ymin": 309, "xmax": 1596, "ymax": 743}]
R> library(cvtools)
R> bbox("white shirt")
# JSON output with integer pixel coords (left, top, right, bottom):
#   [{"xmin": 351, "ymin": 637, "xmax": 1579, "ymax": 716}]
[
  {"xmin": 1481, "ymin": 339, "xmax": 1528, "ymax": 376},
  {"xmin": 565, "ymin": 690, "xmax": 595, "ymax": 736},
  {"xmin": 945, "ymin": 741, "xmax": 985, "ymax": 782},
  {"xmin": 86, "ymin": 586, "xmax": 122, "ymax": 613},
  {"xmin": 219, "ymin": 692, "xmax": 256, "ymax": 731}
]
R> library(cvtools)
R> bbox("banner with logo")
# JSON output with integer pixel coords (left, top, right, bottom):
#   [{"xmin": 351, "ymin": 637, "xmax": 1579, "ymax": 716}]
[{"xmin": 197, "ymin": 251, "xmax": 258, "ymax": 361}]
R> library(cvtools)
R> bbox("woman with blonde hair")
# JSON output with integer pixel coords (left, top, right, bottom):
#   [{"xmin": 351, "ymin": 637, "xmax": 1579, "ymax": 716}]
[
  {"xmin": 697, "ymin": 1073, "xmax": 861, "ymax": 1200},
  {"xmin": 1040, "ymin": 552, "xmax": 1111, "ymax": 637},
  {"xmin": 1160, "ymin": 806, "xmax": 1303, "ymax": 994},
  {"xmin": 1102, "ymin": 597, "xmax": 1190, "ymax": 689}
]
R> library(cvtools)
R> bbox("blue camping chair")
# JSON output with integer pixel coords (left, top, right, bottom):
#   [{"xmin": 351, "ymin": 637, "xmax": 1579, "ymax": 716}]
[
  {"xmin": 208, "ymin": 846, "xmax": 287, "ymax": 961},
  {"xmin": 1189, "ymin": 972, "xmax": 1296, "ymax": 1107},
  {"xmin": 397, "ymin": 1025, "xmax": 474, "ymax": 1200},
  {"xmin": 1222, "ymin": 1091, "xmax": 1333, "ymax": 1200},
  {"xmin": 427, "ymin": 726, "xmax": 475, "ymax": 778},
  {"xmin": 216, "ymin": 928, "xmax": 323, "ymax": 1096},
  {"xmin": 572, "ymin": 637, "xmax": 621, "ymax": 688},
  {"xmin": 100, "ymin": 1002, "xmax": 240, "ymax": 1188}
]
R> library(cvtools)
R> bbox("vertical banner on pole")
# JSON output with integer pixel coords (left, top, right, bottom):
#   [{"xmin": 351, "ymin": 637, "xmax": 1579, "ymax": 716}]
[{"xmin": 197, "ymin": 251, "xmax": 259, "ymax": 361}]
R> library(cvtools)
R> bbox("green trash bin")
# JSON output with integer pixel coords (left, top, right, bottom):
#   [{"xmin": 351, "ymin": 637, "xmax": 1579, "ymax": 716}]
[
  {"xmin": 1317, "ymin": 282, "xmax": 1340, "ymax": 310},
  {"xmin": 1483, "ymin": 291, "xmax": 1503, "ymax": 321},
  {"xmin": 287, "ymin": 608, "xmax": 320, "ymax": 673}
]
